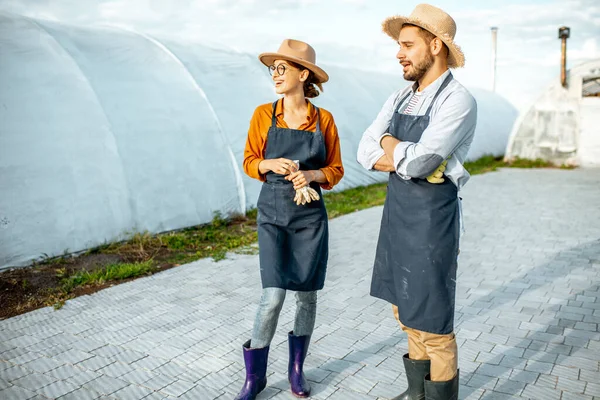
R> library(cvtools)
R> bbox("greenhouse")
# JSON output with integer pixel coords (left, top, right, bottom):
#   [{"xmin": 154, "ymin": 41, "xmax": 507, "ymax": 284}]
[
  {"xmin": 0, "ymin": 12, "xmax": 517, "ymax": 269},
  {"xmin": 505, "ymin": 59, "xmax": 600, "ymax": 166}
]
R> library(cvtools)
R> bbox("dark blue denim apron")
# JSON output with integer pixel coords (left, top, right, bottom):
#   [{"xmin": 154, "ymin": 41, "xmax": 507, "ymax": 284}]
[
  {"xmin": 370, "ymin": 74, "xmax": 460, "ymax": 334},
  {"xmin": 257, "ymin": 100, "xmax": 328, "ymax": 291}
]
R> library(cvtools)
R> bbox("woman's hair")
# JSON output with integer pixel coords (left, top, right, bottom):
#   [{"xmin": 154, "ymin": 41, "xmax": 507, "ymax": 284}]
[{"xmin": 287, "ymin": 61, "xmax": 321, "ymax": 98}]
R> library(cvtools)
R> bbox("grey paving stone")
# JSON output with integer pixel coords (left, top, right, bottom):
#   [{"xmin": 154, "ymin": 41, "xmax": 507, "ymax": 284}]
[
  {"xmin": 521, "ymin": 383, "xmax": 562, "ymax": 400},
  {"xmin": 67, "ymin": 369, "xmax": 103, "ymax": 386},
  {"xmin": 0, "ymin": 377, "xmax": 10, "ymax": 391},
  {"xmin": 561, "ymin": 392, "xmax": 594, "ymax": 400},
  {"xmin": 509, "ymin": 369, "xmax": 539, "ymax": 384},
  {"xmin": 466, "ymin": 373, "xmax": 497, "ymax": 390},
  {"xmin": 586, "ymin": 381, "xmax": 600, "ymax": 397},
  {"xmin": 0, "ymin": 385, "xmax": 38, "ymax": 400},
  {"xmin": 83, "ymin": 375, "xmax": 129, "ymax": 396},
  {"xmin": 21, "ymin": 356, "xmax": 65, "ymax": 374},
  {"xmin": 177, "ymin": 384, "xmax": 224, "ymax": 400},
  {"xmin": 110, "ymin": 384, "xmax": 155, "ymax": 400},
  {"xmin": 3, "ymin": 169, "xmax": 600, "ymax": 400},
  {"xmin": 535, "ymin": 373, "xmax": 558, "ymax": 388},
  {"xmin": 159, "ymin": 379, "xmax": 196, "ymax": 397},
  {"xmin": 45, "ymin": 363, "xmax": 86, "ymax": 380},
  {"xmin": 476, "ymin": 364, "xmax": 512, "ymax": 379},
  {"xmin": 58, "ymin": 387, "xmax": 103, "ymax": 400},
  {"xmin": 326, "ymin": 387, "xmax": 377, "ymax": 400},
  {"xmin": 551, "ymin": 364, "xmax": 580, "ymax": 380},
  {"xmin": 10, "ymin": 371, "xmax": 57, "ymax": 392},
  {"xmin": 152, "ymin": 362, "xmax": 188, "ymax": 379},
  {"xmin": 120, "ymin": 369, "xmax": 159, "ymax": 386},
  {"xmin": 77, "ymin": 355, "xmax": 116, "ymax": 372},
  {"xmin": 557, "ymin": 376, "xmax": 587, "ymax": 394},
  {"xmin": 556, "ymin": 355, "xmax": 599, "ymax": 372},
  {"xmin": 353, "ymin": 365, "xmax": 399, "ymax": 385},
  {"xmin": 338, "ymin": 374, "xmax": 377, "ymax": 394},
  {"xmin": 493, "ymin": 378, "xmax": 526, "ymax": 396},
  {"xmin": 304, "ymin": 367, "xmax": 332, "ymax": 384},
  {"xmin": 98, "ymin": 361, "xmax": 136, "ymax": 379},
  {"xmin": 524, "ymin": 360, "xmax": 554, "ymax": 374},
  {"xmin": 36, "ymin": 379, "xmax": 80, "ymax": 399},
  {"xmin": 91, "ymin": 345, "xmax": 123, "ymax": 360},
  {"xmin": 53, "ymin": 349, "xmax": 95, "ymax": 365},
  {"xmin": 139, "ymin": 374, "xmax": 176, "ymax": 392},
  {"xmin": 8, "ymin": 352, "xmax": 43, "ymax": 366},
  {"xmin": 129, "ymin": 356, "xmax": 168, "ymax": 372}
]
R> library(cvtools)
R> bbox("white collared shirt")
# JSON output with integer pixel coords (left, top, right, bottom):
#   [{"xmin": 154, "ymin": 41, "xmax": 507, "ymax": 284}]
[{"xmin": 357, "ymin": 70, "xmax": 477, "ymax": 190}]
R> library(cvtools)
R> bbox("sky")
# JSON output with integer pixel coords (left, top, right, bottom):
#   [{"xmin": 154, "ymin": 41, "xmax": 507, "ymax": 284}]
[{"xmin": 1, "ymin": 0, "xmax": 599, "ymax": 111}]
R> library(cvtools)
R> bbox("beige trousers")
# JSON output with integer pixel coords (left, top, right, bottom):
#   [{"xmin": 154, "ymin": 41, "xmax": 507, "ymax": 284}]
[{"xmin": 393, "ymin": 305, "xmax": 458, "ymax": 381}]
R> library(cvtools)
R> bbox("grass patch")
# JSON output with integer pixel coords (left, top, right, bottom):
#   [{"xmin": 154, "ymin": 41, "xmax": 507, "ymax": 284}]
[
  {"xmin": 43, "ymin": 261, "xmax": 158, "ymax": 310},
  {"xmin": 324, "ymin": 183, "xmax": 387, "ymax": 219},
  {"xmin": 59, "ymin": 260, "xmax": 156, "ymax": 294},
  {"xmin": 465, "ymin": 155, "xmax": 574, "ymax": 175}
]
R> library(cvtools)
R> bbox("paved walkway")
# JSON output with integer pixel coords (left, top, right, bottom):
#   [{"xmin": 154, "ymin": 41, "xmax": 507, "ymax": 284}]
[{"xmin": 1, "ymin": 168, "xmax": 599, "ymax": 400}]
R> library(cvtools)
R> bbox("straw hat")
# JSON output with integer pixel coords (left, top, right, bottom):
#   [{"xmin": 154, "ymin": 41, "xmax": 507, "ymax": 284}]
[
  {"xmin": 258, "ymin": 39, "xmax": 329, "ymax": 84},
  {"xmin": 382, "ymin": 3, "xmax": 465, "ymax": 68}
]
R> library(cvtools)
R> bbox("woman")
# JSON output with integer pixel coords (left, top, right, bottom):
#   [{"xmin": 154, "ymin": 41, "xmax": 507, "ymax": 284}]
[{"xmin": 238, "ymin": 39, "xmax": 344, "ymax": 400}]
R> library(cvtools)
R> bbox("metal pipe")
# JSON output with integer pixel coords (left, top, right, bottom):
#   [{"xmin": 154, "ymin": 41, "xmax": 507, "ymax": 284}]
[
  {"xmin": 491, "ymin": 27, "xmax": 498, "ymax": 92},
  {"xmin": 558, "ymin": 26, "xmax": 570, "ymax": 88}
]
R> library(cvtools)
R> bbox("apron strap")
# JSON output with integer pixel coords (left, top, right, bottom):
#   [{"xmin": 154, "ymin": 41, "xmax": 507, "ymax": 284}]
[
  {"xmin": 424, "ymin": 73, "xmax": 454, "ymax": 116},
  {"xmin": 395, "ymin": 92, "xmax": 412, "ymax": 114},
  {"xmin": 394, "ymin": 73, "xmax": 454, "ymax": 116},
  {"xmin": 270, "ymin": 100, "xmax": 279, "ymax": 128},
  {"xmin": 271, "ymin": 99, "xmax": 322, "ymax": 132},
  {"xmin": 314, "ymin": 106, "xmax": 321, "ymax": 132}
]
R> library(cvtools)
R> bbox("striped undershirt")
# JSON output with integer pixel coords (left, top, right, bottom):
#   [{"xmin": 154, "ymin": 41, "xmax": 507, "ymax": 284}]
[{"xmin": 403, "ymin": 91, "xmax": 422, "ymax": 115}]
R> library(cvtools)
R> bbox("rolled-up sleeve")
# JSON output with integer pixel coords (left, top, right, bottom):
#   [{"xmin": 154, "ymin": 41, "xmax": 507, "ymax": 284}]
[
  {"xmin": 393, "ymin": 91, "xmax": 477, "ymax": 179},
  {"xmin": 243, "ymin": 107, "xmax": 268, "ymax": 182},
  {"xmin": 319, "ymin": 113, "xmax": 344, "ymax": 190},
  {"xmin": 357, "ymin": 90, "xmax": 402, "ymax": 170}
]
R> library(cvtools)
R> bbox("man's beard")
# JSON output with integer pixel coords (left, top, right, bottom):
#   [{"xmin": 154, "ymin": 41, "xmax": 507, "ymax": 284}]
[{"xmin": 403, "ymin": 52, "xmax": 434, "ymax": 81}]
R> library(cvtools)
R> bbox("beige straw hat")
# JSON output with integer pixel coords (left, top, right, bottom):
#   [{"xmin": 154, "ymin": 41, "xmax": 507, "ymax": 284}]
[
  {"xmin": 258, "ymin": 39, "xmax": 329, "ymax": 84},
  {"xmin": 382, "ymin": 3, "xmax": 465, "ymax": 68}
]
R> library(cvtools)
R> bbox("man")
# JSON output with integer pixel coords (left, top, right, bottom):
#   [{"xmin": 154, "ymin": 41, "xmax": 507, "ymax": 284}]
[{"xmin": 357, "ymin": 4, "xmax": 477, "ymax": 400}]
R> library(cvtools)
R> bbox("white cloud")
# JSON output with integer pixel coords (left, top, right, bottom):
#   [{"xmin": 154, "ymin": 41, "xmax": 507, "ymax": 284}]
[
  {"xmin": 0, "ymin": 0, "xmax": 597, "ymax": 113},
  {"xmin": 570, "ymin": 37, "xmax": 600, "ymax": 60}
]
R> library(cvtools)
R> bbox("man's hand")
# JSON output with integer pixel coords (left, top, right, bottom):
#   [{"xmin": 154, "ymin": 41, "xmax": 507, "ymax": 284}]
[
  {"xmin": 426, "ymin": 159, "xmax": 448, "ymax": 184},
  {"xmin": 380, "ymin": 135, "xmax": 400, "ymax": 164},
  {"xmin": 373, "ymin": 155, "xmax": 395, "ymax": 172}
]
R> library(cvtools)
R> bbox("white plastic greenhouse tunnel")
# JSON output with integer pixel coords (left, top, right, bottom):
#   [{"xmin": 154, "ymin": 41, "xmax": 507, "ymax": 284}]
[
  {"xmin": 0, "ymin": 12, "xmax": 518, "ymax": 269},
  {"xmin": 505, "ymin": 59, "xmax": 600, "ymax": 166}
]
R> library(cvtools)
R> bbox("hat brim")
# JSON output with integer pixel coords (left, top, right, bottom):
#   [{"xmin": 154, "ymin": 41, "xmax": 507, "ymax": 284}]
[
  {"xmin": 382, "ymin": 16, "xmax": 465, "ymax": 68},
  {"xmin": 258, "ymin": 52, "xmax": 329, "ymax": 84}
]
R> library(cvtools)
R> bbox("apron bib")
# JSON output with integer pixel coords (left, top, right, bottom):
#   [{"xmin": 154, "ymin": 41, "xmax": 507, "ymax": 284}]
[
  {"xmin": 370, "ymin": 74, "xmax": 460, "ymax": 334},
  {"xmin": 256, "ymin": 100, "xmax": 329, "ymax": 291}
]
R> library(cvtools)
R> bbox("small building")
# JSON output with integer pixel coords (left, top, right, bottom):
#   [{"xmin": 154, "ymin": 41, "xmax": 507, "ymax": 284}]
[{"xmin": 505, "ymin": 59, "xmax": 600, "ymax": 166}]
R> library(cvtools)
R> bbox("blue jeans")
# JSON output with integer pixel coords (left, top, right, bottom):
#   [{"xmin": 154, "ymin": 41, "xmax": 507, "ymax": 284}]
[{"xmin": 251, "ymin": 288, "xmax": 317, "ymax": 349}]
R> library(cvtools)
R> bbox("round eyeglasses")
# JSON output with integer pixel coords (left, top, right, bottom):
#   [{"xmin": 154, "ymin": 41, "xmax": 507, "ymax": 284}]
[{"xmin": 268, "ymin": 64, "xmax": 292, "ymax": 76}]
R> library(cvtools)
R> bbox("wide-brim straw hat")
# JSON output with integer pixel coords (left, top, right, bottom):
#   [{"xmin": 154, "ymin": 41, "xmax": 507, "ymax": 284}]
[
  {"xmin": 259, "ymin": 39, "xmax": 329, "ymax": 84},
  {"xmin": 382, "ymin": 3, "xmax": 465, "ymax": 68}
]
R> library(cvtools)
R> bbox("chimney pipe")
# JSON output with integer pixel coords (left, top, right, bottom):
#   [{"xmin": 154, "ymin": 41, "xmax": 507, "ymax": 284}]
[
  {"xmin": 558, "ymin": 26, "xmax": 570, "ymax": 88},
  {"xmin": 491, "ymin": 27, "xmax": 498, "ymax": 92}
]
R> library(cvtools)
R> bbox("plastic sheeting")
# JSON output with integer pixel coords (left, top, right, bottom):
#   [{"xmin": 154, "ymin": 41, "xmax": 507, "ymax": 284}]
[
  {"xmin": 505, "ymin": 59, "xmax": 600, "ymax": 166},
  {"xmin": 0, "ymin": 13, "xmax": 517, "ymax": 269}
]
